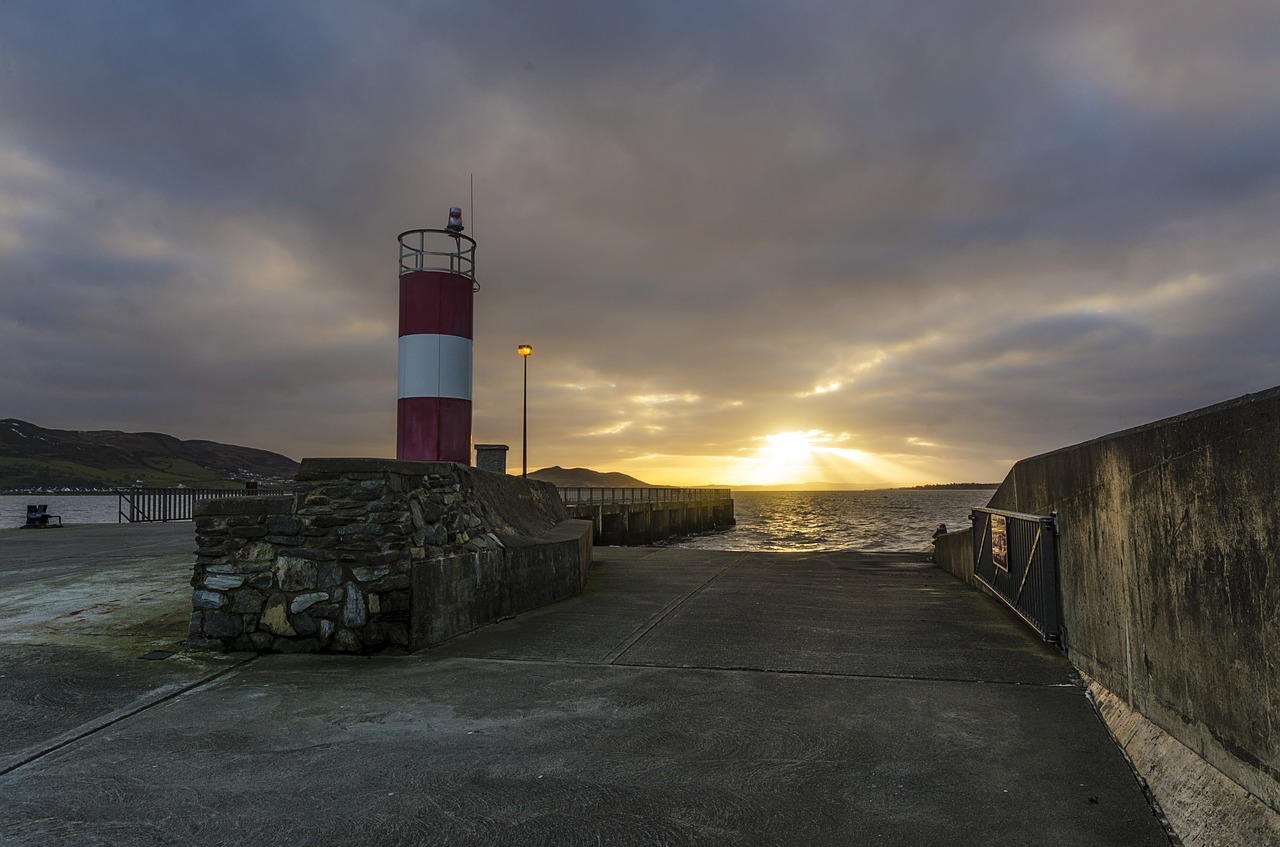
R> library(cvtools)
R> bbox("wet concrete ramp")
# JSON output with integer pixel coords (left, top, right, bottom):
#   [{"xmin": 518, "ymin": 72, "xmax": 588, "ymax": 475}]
[{"xmin": 0, "ymin": 533, "xmax": 1171, "ymax": 845}]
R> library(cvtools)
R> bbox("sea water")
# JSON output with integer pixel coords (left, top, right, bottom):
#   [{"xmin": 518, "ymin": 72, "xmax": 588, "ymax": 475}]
[
  {"xmin": 0, "ymin": 489, "xmax": 994, "ymax": 553},
  {"xmin": 671, "ymin": 489, "xmax": 993, "ymax": 553},
  {"xmin": 0, "ymin": 494, "xmax": 124, "ymax": 528}
]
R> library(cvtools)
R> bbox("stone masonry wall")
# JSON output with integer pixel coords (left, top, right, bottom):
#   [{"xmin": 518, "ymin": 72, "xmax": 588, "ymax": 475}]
[{"xmin": 187, "ymin": 458, "xmax": 589, "ymax": 653}]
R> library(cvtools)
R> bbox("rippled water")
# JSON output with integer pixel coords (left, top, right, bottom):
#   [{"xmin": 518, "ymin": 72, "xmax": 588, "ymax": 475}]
[
  {"xmin": 673, "ymin": 489, "xmax": 995, "ymax": 553},
  {"xmin": 0, "ymin": 494, "xmax": 123, "ymax": 528},
  {"xmin": 3, "ymin": 489, "xmax": 996, "ymax": 553}
]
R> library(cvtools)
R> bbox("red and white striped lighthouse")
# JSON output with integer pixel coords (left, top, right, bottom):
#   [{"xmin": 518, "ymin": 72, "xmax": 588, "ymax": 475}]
[{"xmin": 396, "ymin": 220, "xmax": 477, "ymax": 463}]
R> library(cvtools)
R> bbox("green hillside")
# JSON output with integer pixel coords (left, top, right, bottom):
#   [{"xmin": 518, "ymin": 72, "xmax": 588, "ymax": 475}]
[{"xmin": 0, "ymin": 419, "xmax": 299, "ymax": 490}]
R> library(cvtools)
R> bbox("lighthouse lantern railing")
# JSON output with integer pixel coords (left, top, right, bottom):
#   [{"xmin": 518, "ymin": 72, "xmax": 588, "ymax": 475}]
[{"xmin": 398, "ymin": 228, "xmax": 477, "ymax": 283}]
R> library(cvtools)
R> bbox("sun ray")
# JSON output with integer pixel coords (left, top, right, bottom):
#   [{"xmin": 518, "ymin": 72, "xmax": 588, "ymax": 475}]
[{"xmin": 710, "ymin": 430, "xmax": 935, "ymax": 487}]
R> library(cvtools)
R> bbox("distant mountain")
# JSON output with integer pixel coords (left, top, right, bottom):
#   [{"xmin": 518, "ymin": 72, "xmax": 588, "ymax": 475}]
[
  {"xmin": 527, "ymin": 466, "xmax": 654, "ymax": 488},
  {"xmin": 726, "ymin": 482, "xmax": 1002, "ymax": 492},
  {"xmin": 891, "ymin": 482, "xmax": 1001, "ymax": 490},
  {"xmin": 0, "ymin": 419, "xmax": 300, "ymax": 490},
  {"xmin": 728, "ymin": 482, "xmax": 877, "ymax": 491}
]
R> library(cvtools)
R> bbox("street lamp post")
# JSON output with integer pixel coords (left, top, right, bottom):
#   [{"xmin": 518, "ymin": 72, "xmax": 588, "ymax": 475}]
[{"xmin": 517, "ymin": 344, "xmax": 533, "ymax": 478}]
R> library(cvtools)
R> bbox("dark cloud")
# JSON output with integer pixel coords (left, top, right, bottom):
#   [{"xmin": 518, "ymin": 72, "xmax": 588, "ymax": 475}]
[{"xmin": 2, "ymin": 1, "xmax": 1278, "ymax": 482}]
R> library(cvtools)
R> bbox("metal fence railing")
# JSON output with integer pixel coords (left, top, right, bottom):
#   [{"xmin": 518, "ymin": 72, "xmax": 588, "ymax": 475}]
[
  {"xmin": 971, "ymin": 506, "xmax": 1061, "ymax": 643},
  {"xmin": 558, "ymin": 487, "xmax": 729, "ymax": 506},
  {"xmin": 117, "ymin": 487, "xmax": 291, "ymax": 523}
]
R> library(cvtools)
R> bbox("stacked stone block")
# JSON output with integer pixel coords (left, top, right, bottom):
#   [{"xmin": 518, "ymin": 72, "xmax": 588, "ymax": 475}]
[{"xmin": 188, "ymin": 459, "xmax": 514, "ymax": 653}]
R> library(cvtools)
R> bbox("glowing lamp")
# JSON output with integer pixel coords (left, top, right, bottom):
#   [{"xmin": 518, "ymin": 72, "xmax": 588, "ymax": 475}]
[{"xmin": 518, "ymin": 344, "xmax": 533, "ymax": 476}]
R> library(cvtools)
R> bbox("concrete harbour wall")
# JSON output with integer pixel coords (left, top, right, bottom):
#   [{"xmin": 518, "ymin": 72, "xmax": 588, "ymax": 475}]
[
  {"xmin": 187, "ymin": 458, "xmax": 591, "ymax": 653},
  {"xmin": 931, "ymin": 528, "xmax": 978, "ymax": 588},
  {"xmin": 565, "ymin": 496, "xmax": 735, "ymax": 546},
  {"xmin": 938, "ymin": 388, "xmax": 1280, "ymax": 822}
]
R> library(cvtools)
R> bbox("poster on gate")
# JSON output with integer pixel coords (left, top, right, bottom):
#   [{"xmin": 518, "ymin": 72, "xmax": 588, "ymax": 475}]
[{"xmin": 991, "ymin": 514, "xmax": 1009, "ymax": 572}]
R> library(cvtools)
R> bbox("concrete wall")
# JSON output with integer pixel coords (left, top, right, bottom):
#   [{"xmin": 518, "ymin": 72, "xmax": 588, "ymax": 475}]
[
  {"xmin": 189, "ymin": 458, "xmax": 591, "ymax": 653},
  {"xmin": 931, "ymin": 527, "xmax": 976, "ymax": 586},
  {"xmin": 983, "ymin": 387, "xmax": 1280, "ymax": 814},
  {"xmin": 566, "ymin": 497, "xmax": 735, "ymax": 546}
]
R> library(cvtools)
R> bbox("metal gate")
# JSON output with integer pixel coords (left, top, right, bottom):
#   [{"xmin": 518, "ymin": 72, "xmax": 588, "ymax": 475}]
[{"xmin": 971, "ymin": 507, "xmax": 1061, "ymax": 643}]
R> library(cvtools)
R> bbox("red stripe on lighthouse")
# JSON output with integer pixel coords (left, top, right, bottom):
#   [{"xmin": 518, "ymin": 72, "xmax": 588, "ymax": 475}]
[
  {"xmin": 397, "ymin": 268, "xmax": 474, "ymax": 463},
  {"xmin": 397, "ymin": 397, "xmax": 471, "ymax": 463},
  {"xmin": 399, "ymin": 271, "xmax": 473, "ymax": 337}
]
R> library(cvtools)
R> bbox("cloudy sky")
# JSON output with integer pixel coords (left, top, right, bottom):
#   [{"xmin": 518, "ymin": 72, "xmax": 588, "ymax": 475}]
[{"xmin": 3, "ymin": 1, "xmax": 1279, "ymax": 487}]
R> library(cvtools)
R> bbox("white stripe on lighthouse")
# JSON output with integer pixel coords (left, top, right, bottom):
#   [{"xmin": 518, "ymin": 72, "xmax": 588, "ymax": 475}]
[{"xmin": 397, "ymin": 333, "xmax": 473, "ymax": 400}]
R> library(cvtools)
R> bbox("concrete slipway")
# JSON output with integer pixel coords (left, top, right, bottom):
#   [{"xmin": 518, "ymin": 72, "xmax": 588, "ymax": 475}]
[{"xmin": 0, "ymin": 524, "xmax": 1171, "ymax": 846}]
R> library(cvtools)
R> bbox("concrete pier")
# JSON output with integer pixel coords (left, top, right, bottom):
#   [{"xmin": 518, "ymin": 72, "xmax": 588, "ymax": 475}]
[
  {"xmin": 0, "ymin": 523, "xmax": 1171, "ymax": 845},
  {"xmin": 565, "ymin": 493, "xmax": 734, "ymax": 545}
]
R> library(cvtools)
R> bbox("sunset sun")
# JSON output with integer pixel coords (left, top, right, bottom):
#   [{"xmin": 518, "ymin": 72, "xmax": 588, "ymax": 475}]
[
  {"xmin": 758, "ymin": 431, "xmax": 818, "ymax": 477},
  {"xmin": 709, "ymin": 429, "xmax": 928, "ymax": 488},
  {"xmin": 739, "ymin": 430, "xmax": 835, "ymax": 486}
]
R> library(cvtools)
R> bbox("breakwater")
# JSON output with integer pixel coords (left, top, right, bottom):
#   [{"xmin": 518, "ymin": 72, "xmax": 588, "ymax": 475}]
[{"xmin": 559, "ymin": 488, "xmax": 735, "ymax": 545}]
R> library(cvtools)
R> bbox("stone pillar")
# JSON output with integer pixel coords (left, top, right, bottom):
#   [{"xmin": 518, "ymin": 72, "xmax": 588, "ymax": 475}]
[{"xmin": 474, "ymin": 444, "xmax": 509, "ymax": 474}]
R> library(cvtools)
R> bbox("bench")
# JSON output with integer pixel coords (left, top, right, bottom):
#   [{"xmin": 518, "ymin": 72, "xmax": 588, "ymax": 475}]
[{"xmin": 23, "ymin": 504, "xmax": 63, "ymax": 528}]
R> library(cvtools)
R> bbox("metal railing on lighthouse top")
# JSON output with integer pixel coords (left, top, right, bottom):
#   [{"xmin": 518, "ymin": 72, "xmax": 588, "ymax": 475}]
[{"xmin": 398, "ymin": 228, "xmax": 477, "ymax": 287}]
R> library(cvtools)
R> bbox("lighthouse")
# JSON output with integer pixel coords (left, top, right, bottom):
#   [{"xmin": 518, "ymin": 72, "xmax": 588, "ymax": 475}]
[{"xmin": 396, "ymin": 214, "xmax": 477, "ymax": 463}]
